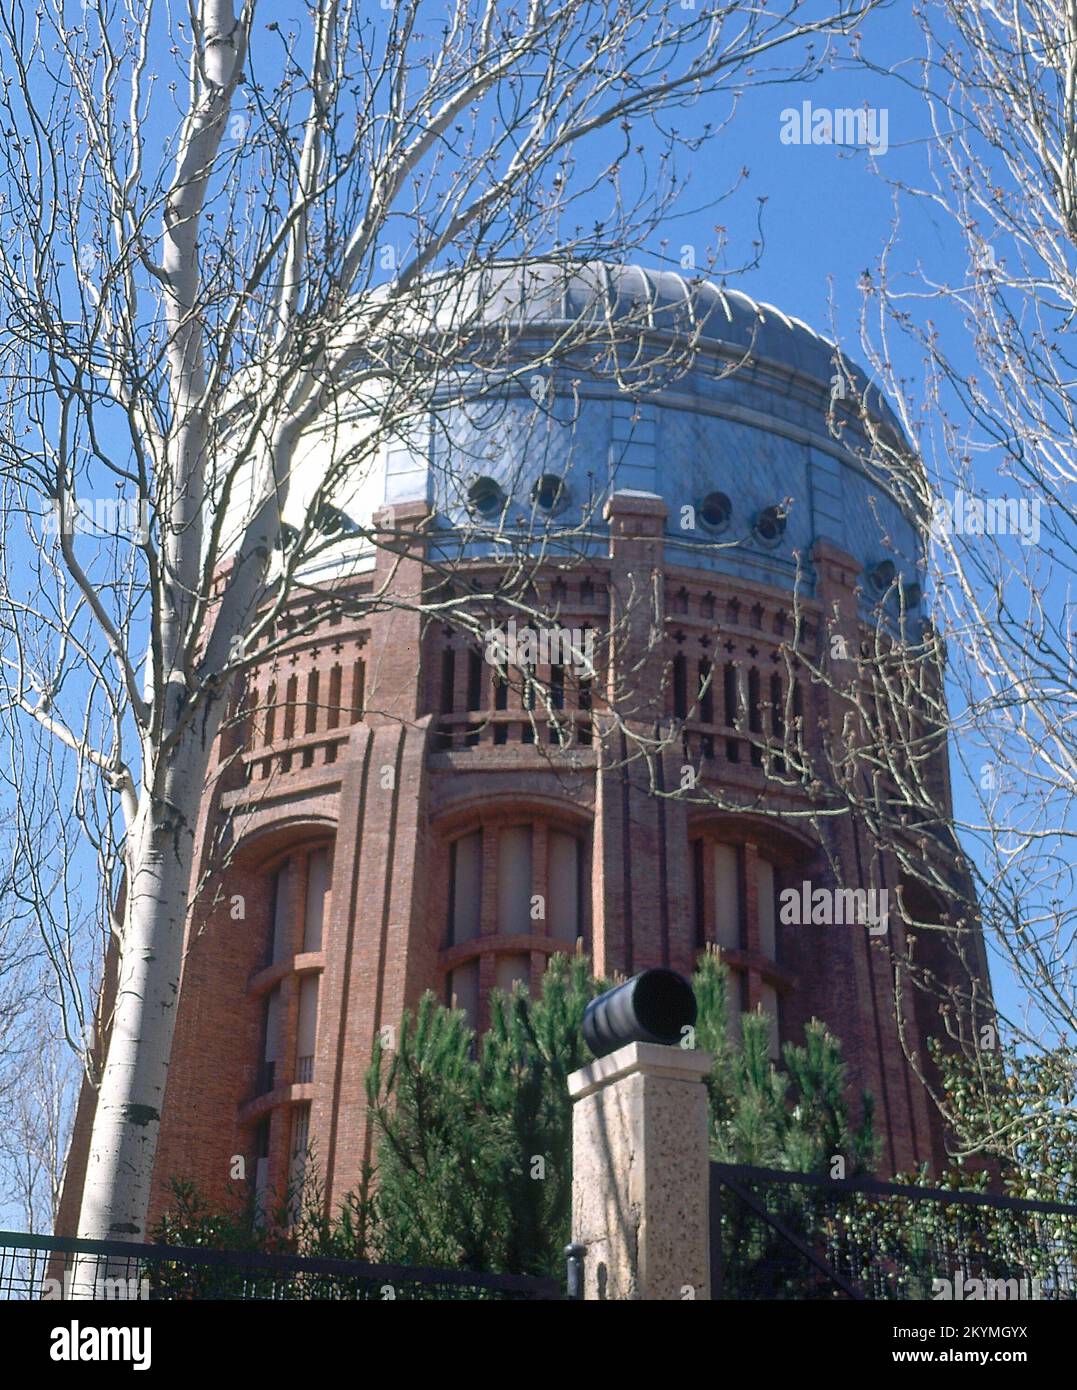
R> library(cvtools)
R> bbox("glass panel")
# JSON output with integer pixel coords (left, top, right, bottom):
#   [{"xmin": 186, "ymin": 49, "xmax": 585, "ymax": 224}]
[
  {"xmin": 497, "ymin": 826, "xmax": 532, "ymax": 936},
  {"xmin": 548, "ymin": 832, "xmax": 581, "ymax": 944},
  {"xmin": 713, "ymin": 843, "xmax": 740, "ymax": 950},
  {"xmin": 449, "ymin": 832, "xmax": 482, "ymax": 944},
  {"xmin": 494, "ymin": 953, "xmax": 530, "ymax": 995},
  {"xmin": 448, "ymin": 958, "xmax": 480, "ymax": 1031},
  {"xmin": 288, "ymin": 1104, "xmax": 311, "ymax": 1216},
  {"xmin": 264, "ymin": 986, "xmax": 281, "ymax": 1063},
  {"xmin": 303, "ymin": 849, "xmax": 330, "ymax": 952},
  {"xmin": 295, "ymin": 975, "xmax": 319, "ymax": 1082},
  {"xmin": 271, "ymin": 862, "xmax": 291, "ymax": 962}
]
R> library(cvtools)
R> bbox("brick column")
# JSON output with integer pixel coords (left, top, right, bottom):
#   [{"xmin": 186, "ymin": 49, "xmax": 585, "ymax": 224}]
[
  {"xmin": 592, "ymin": 492, "xmax": 684, "ymax": 975},
  {"xmin": 569, "ymin": 1041, "xmax": 712, "ymax": 1300}
]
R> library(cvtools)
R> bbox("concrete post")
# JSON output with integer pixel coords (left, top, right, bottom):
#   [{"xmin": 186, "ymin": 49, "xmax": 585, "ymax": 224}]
[{"xmin": 568, "ymin": 1041, "xmax": 713, "ymax": 1300}]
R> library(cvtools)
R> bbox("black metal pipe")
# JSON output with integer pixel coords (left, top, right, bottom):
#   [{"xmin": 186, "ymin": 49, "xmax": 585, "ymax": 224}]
[
  {"xmin": 564, "ymin": 1243, "xmax": 586, "ymax": 1300},
  {"xmin": 583, "ymin": 968, "xmax": 697, "ymax": 1058}
]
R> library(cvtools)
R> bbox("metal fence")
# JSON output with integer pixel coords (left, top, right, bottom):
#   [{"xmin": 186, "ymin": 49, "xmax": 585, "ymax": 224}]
[
  {"xmin": 0, "ymin": 1230, "xmax": 562, "ymax": 1301},
  {"xmin": 710, "ymin": 1164, "xmax": 1077, "ymax": 1300}
]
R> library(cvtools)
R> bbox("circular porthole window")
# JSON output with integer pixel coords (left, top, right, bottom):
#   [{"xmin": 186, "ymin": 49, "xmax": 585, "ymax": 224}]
[
  {"xmin": 467, "ymin": 475, "xmax": 505, "ymax": 517},
  {"xmin": 315, "ymin": 503, "xmax": 359, "ymax": 537},
  {"xmin": 532, "ymin": 473, "xmax": 567, "ymax": 512},
  {"xmin": 699, "ymin": 491, "xmax": 732, "ymax": 533},
  {"xmin": 867, "ymin": 559, "xmax": 897, "ymax": 595},
  {"xmin": 753, "ymin": 505, "xmax": 787, "ymax": 547}
]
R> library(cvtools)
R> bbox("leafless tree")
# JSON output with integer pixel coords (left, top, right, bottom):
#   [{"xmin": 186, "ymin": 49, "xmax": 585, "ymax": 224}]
[
  {"xmin": 829, "ymin": 0, "xmax": 1077, "ymax": 1159},
  {"xmin": 0, "ymin": 0, "xmax": 881, "ymax": 1253},
  {"xmin": 0, "ymin": 1004, "xmax": 78, "ymax": 1234}
]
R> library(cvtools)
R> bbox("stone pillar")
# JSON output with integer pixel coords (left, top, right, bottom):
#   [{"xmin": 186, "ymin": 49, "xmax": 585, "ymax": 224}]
[{"xmin": 569, "ymin": 1041, "xmax": 712, "ymax": 1300}]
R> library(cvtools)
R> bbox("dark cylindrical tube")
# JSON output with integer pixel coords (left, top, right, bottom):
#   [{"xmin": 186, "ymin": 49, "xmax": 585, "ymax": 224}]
[
  {"xmin": 582, "ymin": 968, "xmax": 697, "ymax": 1059},
  {"xmin": 564, "ymin": 1243, "xmax": 586, "ymax": 1301}
]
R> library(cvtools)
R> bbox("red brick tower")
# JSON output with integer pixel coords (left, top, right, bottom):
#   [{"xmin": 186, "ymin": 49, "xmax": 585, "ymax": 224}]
[{"xmin": 59, "ymin": 265, "xmax": 991, "ymax": 1234}]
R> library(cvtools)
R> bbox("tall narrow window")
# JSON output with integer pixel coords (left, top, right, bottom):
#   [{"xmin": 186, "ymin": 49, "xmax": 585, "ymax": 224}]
[
  {"xmin": 295, "ymin": 976, "xmax": 319, "ymax": 1084},
  {"xmin": 289, "ymin": 1103, "xmax": 312, "ymax": 1213},
  {"xmin": 699, "ymin": 659, "xmax": 714, "ymax": 724},
  {"xmin": 440, "ymin": 647, "xmax": 456, "ymax": 714},
  {"xmin": 467, "ymin": 648, "xmax": 483, "ymax": 711},
  {"xmin": 253, "ymin": 1119, "xmax": 270, "ymax": 1212},
  {"xmin": 466, "ymin": 648, "xmax": 483, "ymax": 747},
  {"xmin": 756, "ymin": 858, "xmax": 776, "ymax": 959},
  {"xmin": 770, "ymin": 672, "xmax": 786, "ymax": 774},
  {"xmin": 448, "ymin": 832, "xmax": 482, "ymax": 945},
  {"xmin": 493, "ymin": 662, "xmax": 508, "ymax": 709},
  {"xmin": 723, "ymin": 663, "xmax": 738, "ymax": 726},
  {"xmin": 270, "ymin": 864, "xmax": 291, "ymax": 964},
  {"xmin": 748, "ymin": 668, "xmax": 763, "ymax": 767},
  {"xmin": 260, "ymin": 985, "xmax": 281, "ymax": 1094},
  {"xmin": 713, "ymin": 843, "xmax": 741, "ymax": 950},
  {"xmin": 672, "ymin": 652, "xmax": 687, "ymax": 720},
  {"xmin": 699, "ymin": 659, "xmax": 715, "ymax": 758},
  {"xmin": 498, "ymin": 826, "xmax": 533, "ymax": 935},
  {"xmin": 692, "ymin": 839, "xmax": 706, "ymax": 947},
  {"xmin": 264, "ymin": 681, "xmax": 278, "ymax": 747},
  {"xmin": 350, "ymin": 659, "xmax": 365, "ymax": 723},
  {"xmin": 724, "ymin": 663, "xmax": 740, "ymax": 763},
  {"xmin": 283, "ymin": 674, "xmax": 298, "ymax": 741},
  {"xmin": 548, "ymin": 831, "xmax": 582, "ymax": 945},
  {"xmin": 550, "ymin": 663, "xmax": 565, "ymax": 710},
  {"xmin": 436, "ymin": 645, "xmax": 457, "ymax": 750},
  {"xmin": 326, "ymin": 664, "xmax": 342, "ymax": 729},
  {"xmin": 304, "ymin": 669, "xmax": 320, "ymax": 735},
  {"xmin": 303, "ymin": 849, "xmax": 330, "ymax": 952},
  {"xmin": 578, "ymin": 639, "xmax": 592, "ymax": 745},
  {"xmin": 521, "ymin": 661, "xmax": 535, "ymax": 744},
  {"xmin": 447, "ymin": 958, "xmax": 480, "ymax": 1030}
]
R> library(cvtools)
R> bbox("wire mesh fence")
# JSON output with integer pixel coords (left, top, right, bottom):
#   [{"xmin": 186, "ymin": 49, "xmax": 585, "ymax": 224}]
[
  {"xmin": 711, "ymin": 1164, "xmax": 1077, "ymax": 1300},
  {"xmin": 0, "ymin": 1231, "xmax": 561, "ymax": 1301}
]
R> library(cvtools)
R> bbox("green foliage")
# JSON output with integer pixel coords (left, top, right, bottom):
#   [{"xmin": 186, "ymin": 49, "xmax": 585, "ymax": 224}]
[
  {"xmin": 154, "ymin": 963, "xmax": 1077, "ymax": 1298},
  {"xmin": 935, "ymin": 1040, "xmax": 1077, "ymax": 1205},
  {"xmin": 366, "ymin": 951, "xmax": 603, "ymax": 1275},
  {"xmin": 694, "ymin": 947, "xmax": 877, "ymax": 1173},
  {"xmin": 153, "ymin": 1162, "xmax": 378, "ymax": 1262},
  {"xmin": 156, "ymin": 951, "xmax": 876, "ymax": 1282},
  {"xmin": 366, "ymin": 949, "xmax": 874, "ymax": 1275}
]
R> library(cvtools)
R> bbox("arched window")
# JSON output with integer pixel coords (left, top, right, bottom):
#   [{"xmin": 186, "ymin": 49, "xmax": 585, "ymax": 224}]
[
  {"xmin": 246, "ymin": 839, "xmax": 332, "ymax": 1217},
  {"xmin": 442, "ymin": 817, "xmax": 590, "ymax": 1030},
  {"xmin": 690, "ymin": 831, "xmax": 795, "ymax": 1059},
  {"xmin": 254, "ymin": 844, "xmax": 332, "ymax": 1103}
]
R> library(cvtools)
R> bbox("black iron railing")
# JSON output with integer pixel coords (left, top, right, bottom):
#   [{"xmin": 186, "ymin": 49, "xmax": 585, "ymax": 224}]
[
  {"xmin": 0, "ymin": 1230, "xmax": 562, "ymax": 1301},
  {"xmin": 710, "ymin": 1163, "xmax": 1077, "ymax": 1300}
]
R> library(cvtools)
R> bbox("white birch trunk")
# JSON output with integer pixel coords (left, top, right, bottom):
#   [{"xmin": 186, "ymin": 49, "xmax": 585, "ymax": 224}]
[{"xmin": 75, "ymin": 743, "xmax": 210, "ymax": 1249}]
